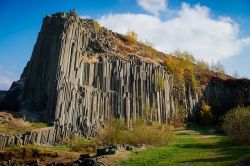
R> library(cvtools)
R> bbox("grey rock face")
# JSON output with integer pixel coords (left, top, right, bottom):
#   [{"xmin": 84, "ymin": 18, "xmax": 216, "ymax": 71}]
[
  {"xmin": 0, "ymin": 127, "xmax": 56, "ymax": 149},
  {"xmin": 0, "ymin": 79, "xmax": 25, "ymax": 111},
  {"xmin": 1, "ymin": 11, "xmax": 250, "ymax": 148},
  {"xmin": 19, "ymin": 11, "xmax": 198, "ymax": 137},
  {"xmin": 204, "ymin": 78, "xmax": 250, "ymax": 117}
]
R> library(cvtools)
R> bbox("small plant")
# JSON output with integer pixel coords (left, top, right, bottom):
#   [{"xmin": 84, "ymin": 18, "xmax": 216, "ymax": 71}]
[
  {"xmin": 199, "ymin": 103, "xmax": 213, "ymax": 125},
  {"xmin": 155, "ymin": 73, "xmax": 165, "ymax": 91},
  {"xmin": 125, "ymin": 30, "xmax": 138, "ymax": 44},
  {"xmin": 172, "ymin": 105, "xmax": 186, "ymax": 127},
  {"xmin": 222, "ymin": 107, "xmax": 250, "ymax": 145},
  {"xmin": 93, "ymin": 20, "xmax": 101, "ymax": 32}
]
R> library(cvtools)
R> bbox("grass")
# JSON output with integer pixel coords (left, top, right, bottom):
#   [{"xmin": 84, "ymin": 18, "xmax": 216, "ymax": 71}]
[
  {"xmin": 96, "ymin": 119, "xmax": 172, "ymax": 146},
  {"xmin": 120, "ymin": 126, "xmax": 250, "ymax": 166},
  {"xmin": 1, "ymin": 144, "xmax": 80, "ymax": 165},
  {"xmin": 0, "ymin": 122, "xmax": 49, "ymax": 134}
]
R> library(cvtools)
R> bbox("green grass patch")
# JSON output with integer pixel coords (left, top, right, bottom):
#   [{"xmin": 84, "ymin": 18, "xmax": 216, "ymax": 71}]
[{"xmin": 120, "ymin": 126, "xmax": 250, "ymax": 166}]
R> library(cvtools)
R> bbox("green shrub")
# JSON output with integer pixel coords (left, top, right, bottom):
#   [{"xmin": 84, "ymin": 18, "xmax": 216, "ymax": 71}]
[
  {"xmin": 97, "ymin": 118, "xmax": 172, "ymax": 146},
  {"xmin": 222, "ymin": 107, "xmax": 250, "ymax": 145},
  {"xmin": 199, "ymin": 103, "xmax": 213, "ymax": 125}
]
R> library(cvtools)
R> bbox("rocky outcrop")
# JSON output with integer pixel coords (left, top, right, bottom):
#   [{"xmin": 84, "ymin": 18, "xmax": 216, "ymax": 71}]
[
  {"xmin": 1, "ymin": 11, "xmax": 249, "ymax": 148},
  {"xmin": 204, "ymin": 78, "xmax": 250, "ymax": 117},
  {"xmin": 0, "ymin": 127, "xmax": 55, "ymax": 149},
  {"xmin": 19, "ymin": 11, "xmax": 198, "ymax": 137},
  {"xmin": 0, "ymin": 79, "xmax": 25, "ymax": 111}
]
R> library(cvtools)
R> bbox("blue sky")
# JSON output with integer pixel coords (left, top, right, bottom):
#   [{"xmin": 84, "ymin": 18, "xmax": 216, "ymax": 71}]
[{"xmin": 0, "ymin": 0, "xmax": 250, "ymax": 89}]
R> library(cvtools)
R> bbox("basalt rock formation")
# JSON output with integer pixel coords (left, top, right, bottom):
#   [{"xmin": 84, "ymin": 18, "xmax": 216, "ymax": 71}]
[
  {"xmin": 204, "ymin": 78, "xmax": 250, "ymax": 117},
  {"xmin": 19, "ymin": 11, "xmax": 198, "ymax": 137},
  {"xmin": 0, "ymin": 11, "xmax": 250, "ymax": 147}
]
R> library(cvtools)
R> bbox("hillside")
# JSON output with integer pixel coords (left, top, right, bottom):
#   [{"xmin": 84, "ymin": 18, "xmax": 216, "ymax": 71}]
[{"xmin": 0, "ymin": 10, "xmax": 249, "ymax": 149}]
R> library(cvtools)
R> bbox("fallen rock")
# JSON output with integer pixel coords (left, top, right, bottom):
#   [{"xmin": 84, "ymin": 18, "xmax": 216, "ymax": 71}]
[{"xmin": 97, "ymin": 146, "xmax": 117, "ymax": 156}]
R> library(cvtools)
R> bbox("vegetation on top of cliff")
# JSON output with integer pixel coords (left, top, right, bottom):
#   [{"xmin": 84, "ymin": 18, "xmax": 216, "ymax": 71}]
[
  {"xmin": 93, "ymin": 20, "xmax": 102, "ymax": 32},
  {"xmin": 125, "ymin": 30, "xmax": 138, "ymax": 44},
  {"xmin": 113, "ymin": 30, "xmax": 229, "ymax": 93}
]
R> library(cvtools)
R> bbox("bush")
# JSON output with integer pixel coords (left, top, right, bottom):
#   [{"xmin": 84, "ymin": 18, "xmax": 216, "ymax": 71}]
[
  {"xmin": 199, "ymin": 103, "xmax": 213, "ymax": 125},
  {"xmin": 97, "ymin": 118, "xmax": 126, "ymax": 146},
  {"xmin": 222, "ymin": 107, "xmax": 250, "ymax": 145},
  {"xmin": 125, "ymin": 30, "xmax": 138, "ymax": 44},
  {"xmin": 93, "ymin": 20, "xmax": 101, "ymax": 32},
  {"xmin": 97, "ymin": 118, "xmax": 172, "ymax": 146}
]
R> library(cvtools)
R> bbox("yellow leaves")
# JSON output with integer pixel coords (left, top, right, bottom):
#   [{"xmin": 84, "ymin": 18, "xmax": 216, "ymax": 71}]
[
  {"xmin": 163, "ymin": 52, "xmax": 202, "ymax": 90},
  {"xmin": 125, "ymin": 30, "xmax": 138, "ymax": 44},
  {"xmin": 199, "ymin": 103, "xmax": 213, "ymax": 125},
  {"xmin": 93, "ymin": 20, "xmax": 101, "ymax": 32},
  {"xmin": 201, "ymin": 103, "xmax": 211, "ymax": 113}
]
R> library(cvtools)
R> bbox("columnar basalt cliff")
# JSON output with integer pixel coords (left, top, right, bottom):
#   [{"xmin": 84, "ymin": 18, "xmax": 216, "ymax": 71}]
[
  {"xmin": 20, "ymin": 11, "xmax": 198, "ymax": 137},
  {"xmin": 0, "ymin": 11, "xmax": 250, "ymax": 148},
  {"xmin": 204, "ymin": 78, "xmax": 250, "ymax": 117}
]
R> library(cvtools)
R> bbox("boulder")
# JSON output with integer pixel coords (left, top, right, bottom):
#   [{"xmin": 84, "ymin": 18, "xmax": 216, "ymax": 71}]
[{"xmin": 96, "ymin": 146, "xmax": 117, "ymax": 156}]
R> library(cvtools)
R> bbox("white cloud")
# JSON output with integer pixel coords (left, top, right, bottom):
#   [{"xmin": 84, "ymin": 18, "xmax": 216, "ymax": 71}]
[
  {"xmin": 137, "ymin": 0, "xmax": 167, "ymax": 15},
  {"xmin": 98, "ymin": 3, "xmax": 250, "ymax": 62}
]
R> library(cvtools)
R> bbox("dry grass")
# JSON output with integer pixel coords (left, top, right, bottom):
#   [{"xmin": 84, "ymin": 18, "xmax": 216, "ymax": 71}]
[
  {"xmin": 66, "ymin": 135, "xmax": 96, "ymax": 153},
  {"xmin": 97, "ymin": 118, "xmax": 173, "ymax": 146},
  {"xmin": 116, "ymin": 43, "xmax": 135, "ymax": 53},
  {"xmin": 0, "ymin": 111, "xmax": 48, "ymax": 134},
  {"xmin": 0, "ymin": 144, "xmax": 79, "ymax": 165},
  {"xmin": 125, "ymin": 30, "xmax": 138, "ymax": 44}
]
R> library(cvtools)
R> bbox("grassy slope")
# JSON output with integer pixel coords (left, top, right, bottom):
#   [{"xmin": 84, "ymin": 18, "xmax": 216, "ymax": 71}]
[{"xmin": 120, "ymin": 126, "xmax": 250, "ymax": 166}]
